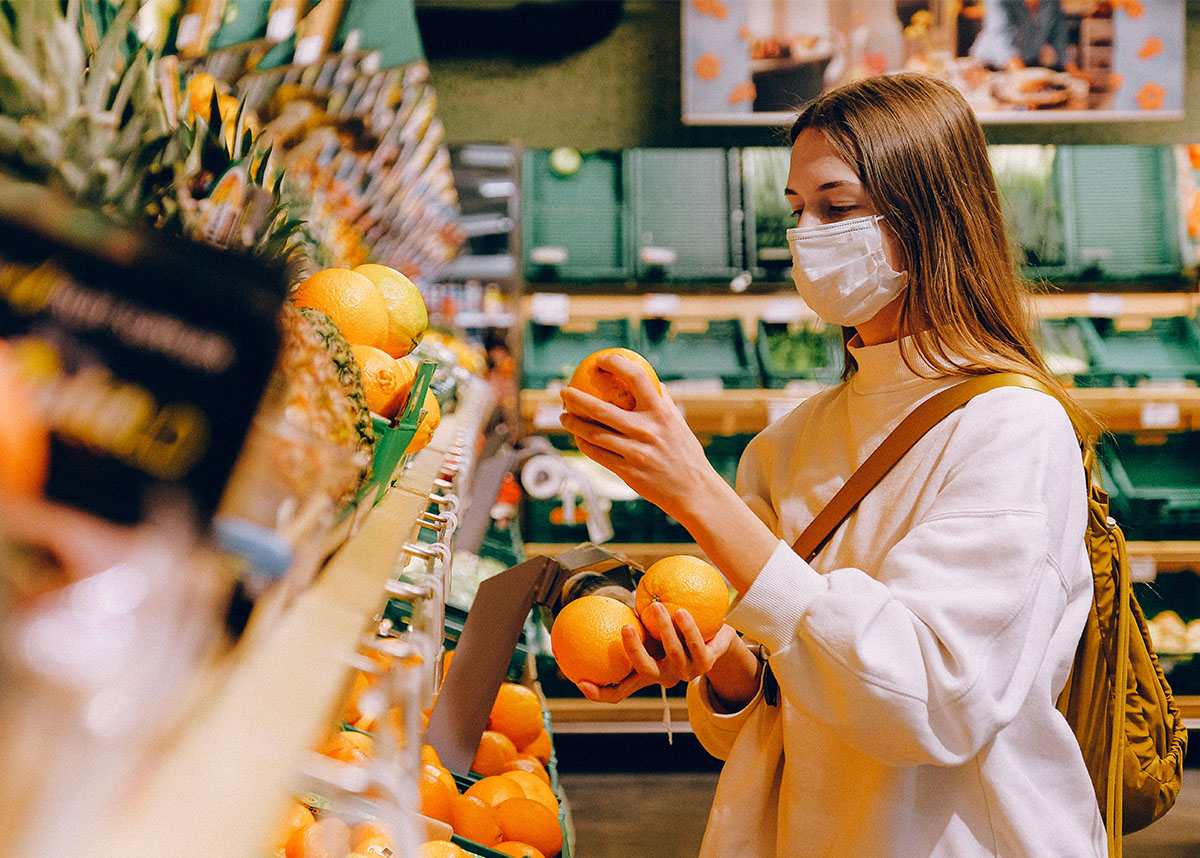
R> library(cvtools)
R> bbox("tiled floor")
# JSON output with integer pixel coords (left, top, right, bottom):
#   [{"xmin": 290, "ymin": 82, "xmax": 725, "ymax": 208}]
[{"xmin": 555, "ymin": 734, "xmax": 1200, "ymax": 857}]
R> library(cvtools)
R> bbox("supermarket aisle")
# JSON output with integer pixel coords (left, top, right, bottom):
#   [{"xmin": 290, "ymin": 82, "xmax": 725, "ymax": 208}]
[{"xmin": 557, "ymin": 734, "xmax": 1200, "ymax": 858}]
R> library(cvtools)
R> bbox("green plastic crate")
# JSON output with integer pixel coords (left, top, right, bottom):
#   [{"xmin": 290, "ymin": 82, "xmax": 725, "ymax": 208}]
[
  {"xmin": 522, "ymin": 318, "xmax": 634, "ymax": 389},
  {"xmin": 1037, "ymin": 317, "xmax": 1091, "ymax": 382},
  {"xmin": 626, "ymin": 148, "xmax": 743, "ymax": 282},
  {"xmin": 636, "ymin": 318, "xmax": 759, "ymax": 389},
  {"xmin": 741, "ymin": 147, "xmax": 794, "ymax": 279},
  {"xmin": 756, "ymin": 319, "xmax": 843, "ymax": 388},
  {"xmin": 1072, "ymin": 316, "xmax": 1200, "ymax": 387},
  {"xmin": 451, "ymin": 757, "xmax": 572, "ymax": 858},
  {"xmin": 1100, "ymin": 432, "xmax": 1200, "ymax": 541},
  {"xmin": 522, "ymin": 148, "xmax": 628, "ymax": 282}
]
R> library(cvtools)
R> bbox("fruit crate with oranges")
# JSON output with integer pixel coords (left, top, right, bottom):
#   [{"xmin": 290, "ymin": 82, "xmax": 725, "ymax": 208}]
[
  {"xmin": 354, "ymin": 359, "xmax": 439, "ymax": 509},
  {"xmin": 636, "ymin": 317, "xmax": 759, "ymax": 389},
  {"xmin": 522, "ymin": 318, "xmax": 636, "ymax": 389}
]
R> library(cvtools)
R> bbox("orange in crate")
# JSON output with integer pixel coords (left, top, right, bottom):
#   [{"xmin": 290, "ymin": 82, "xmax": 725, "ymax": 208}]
[
  {"xmin": 496, "ymin": 843, "xmax": 547, "ymax": 858},
  {"xmin": 465, "ymin": 774, "xmax": 526, "ymax": 807},
  {"xmin": 420, "ymin": 763, "xmax": 458, "ymax": 826},
  {"xmin": 487, "ymin": 682, "xmax": 545, "ymax": 748},
  {"xmin": 450, "ymin": 794, "xmax": 503, "ymax": 847},
  {"xmin": 285, "ymin": 817, "xmax": 352, "ymax": 858},
  {"xmin": 519, "ymin": 729, "xmax": 553, "ymax": 766},
  {"xmin": 504, "ymin": 755, "xmax": 551, "ymax": 785},
  {"xmin": 494, "ymin": 797, "xmax": 563, "ymax": 857},
  {"xmin": 471, "ymin": 729, "xmax": 518, "ymax": 776}
]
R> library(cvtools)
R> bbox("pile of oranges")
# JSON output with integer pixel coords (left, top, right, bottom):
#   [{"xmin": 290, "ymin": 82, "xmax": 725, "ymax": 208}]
[
  {"xmin": 550, "ymin": 555, "xmax": 730, "ymax": 688},
  {"xmin": 272, "ymin": 638, "xmax": 564, "ymax": 858},
  {"xmin": 291, "ymin": 264, "xmax": 437, "ymax": 449}
]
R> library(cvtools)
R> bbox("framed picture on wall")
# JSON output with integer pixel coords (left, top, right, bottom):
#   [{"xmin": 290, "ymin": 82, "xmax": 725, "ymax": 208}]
[{"xmin": 681, "ymin": 0, "xmax": 1186, "ymax": 125}]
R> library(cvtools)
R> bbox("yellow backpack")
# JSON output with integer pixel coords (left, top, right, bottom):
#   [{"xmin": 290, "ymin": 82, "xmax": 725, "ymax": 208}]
[{"xmin": 789, "ymin": 373, "xmax": 1188, "ymax": 857}]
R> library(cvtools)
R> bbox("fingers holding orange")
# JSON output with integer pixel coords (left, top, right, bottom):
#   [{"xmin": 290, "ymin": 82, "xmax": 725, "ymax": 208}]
[{"xmin": 567, "ymin": 348, "xmax": 661, "ymax": 411}]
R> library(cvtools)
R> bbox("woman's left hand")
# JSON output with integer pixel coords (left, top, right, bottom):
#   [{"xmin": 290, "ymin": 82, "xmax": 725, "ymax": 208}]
[{"xmin": 559, "ymin": 353, "xmax": 714, "ymax": 521}]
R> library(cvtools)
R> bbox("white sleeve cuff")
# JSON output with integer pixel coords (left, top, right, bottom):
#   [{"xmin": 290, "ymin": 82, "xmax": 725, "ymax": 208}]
[{"xmin": 726, "ymin": 539, "xmax": 824, "ymax": 655}]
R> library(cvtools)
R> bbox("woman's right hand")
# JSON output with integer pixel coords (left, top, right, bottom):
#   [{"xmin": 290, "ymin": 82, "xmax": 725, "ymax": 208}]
[{"xmin": 575, "ymin": 603, "xmax": 748, "ymax": 705}]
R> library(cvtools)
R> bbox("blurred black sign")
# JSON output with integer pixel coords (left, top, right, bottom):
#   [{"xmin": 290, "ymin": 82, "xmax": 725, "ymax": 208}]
[{"xmin": 0, "ymin": 181, "xmax": 287, "ymax": 525}]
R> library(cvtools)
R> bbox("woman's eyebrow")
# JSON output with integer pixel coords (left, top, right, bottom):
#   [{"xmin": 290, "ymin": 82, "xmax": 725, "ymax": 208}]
[{"xmin": 784, "ymin": 180, "xmax": 858, "ymax": 196}]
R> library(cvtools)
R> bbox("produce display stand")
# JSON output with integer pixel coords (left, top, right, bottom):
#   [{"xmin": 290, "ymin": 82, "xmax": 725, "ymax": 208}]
[{"xmin": 77, "ymin": 379, "xmax": 492, "ymax": 858}]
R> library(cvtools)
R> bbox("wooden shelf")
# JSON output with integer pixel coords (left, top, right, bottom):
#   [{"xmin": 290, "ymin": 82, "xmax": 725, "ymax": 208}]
[
  {"xmin": 82, "ymin": 405, "xmax": 475, "ymax": 858},
  {"xmin": 545, "ymin": 695, "xmax": 691, "ymax": 734},
  {"xmin": 520, "ymin": 291, "xmax": 1200, "ymax": 339},
  {"xmin": 522, "ymin": 385, "xmax": 1200, "ymax": 437}
]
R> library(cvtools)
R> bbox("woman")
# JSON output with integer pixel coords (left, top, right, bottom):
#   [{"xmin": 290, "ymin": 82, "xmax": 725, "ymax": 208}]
[{"xmin": 558, "ymin": 73, "xmax": 1105, "ymax": 857}]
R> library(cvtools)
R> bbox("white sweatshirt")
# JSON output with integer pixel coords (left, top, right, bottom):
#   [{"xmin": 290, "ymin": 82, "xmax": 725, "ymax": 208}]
[{"xmin": 686, "ymin": 337, "xmax": 1106, "ymax": 857}]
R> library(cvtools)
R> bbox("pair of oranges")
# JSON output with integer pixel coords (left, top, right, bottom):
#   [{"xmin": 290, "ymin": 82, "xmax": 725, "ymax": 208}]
[
  {"xmin": 550, "ymin": 555, "xmax": 731, "ymax": 688},
  {"xmin": 291, "ymin": 265, "xmax": 436, "ymax": 435}
]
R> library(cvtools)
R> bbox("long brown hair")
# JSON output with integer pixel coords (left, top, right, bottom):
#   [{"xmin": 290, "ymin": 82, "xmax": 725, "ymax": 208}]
[{"xmin": 791, "ymin": 72, "xmax": 1098, "ymax": 442}]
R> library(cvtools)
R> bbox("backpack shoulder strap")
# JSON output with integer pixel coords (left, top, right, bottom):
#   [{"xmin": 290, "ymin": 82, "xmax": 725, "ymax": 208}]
[{"xmin": 792, "ymin": 372, "xmax": 1054, "ymax": 562}]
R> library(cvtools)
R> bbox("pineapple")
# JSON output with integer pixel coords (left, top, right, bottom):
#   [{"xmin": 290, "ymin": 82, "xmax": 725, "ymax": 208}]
[{"xmin": 0, "ymin": 0, "xmax": 173, "ymax": 224}]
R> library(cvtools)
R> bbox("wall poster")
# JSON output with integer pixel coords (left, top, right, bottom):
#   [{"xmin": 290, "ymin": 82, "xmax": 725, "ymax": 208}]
[{"xmin": 682, "ymin": 0, "xmax": 1186, "ymax": 125}]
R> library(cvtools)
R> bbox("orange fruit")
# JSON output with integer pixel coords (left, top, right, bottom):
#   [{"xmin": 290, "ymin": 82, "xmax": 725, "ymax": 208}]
[
  {"xmin": 268, "ymin": 800, "xmax": 315, "ymax": 854},
  {"xmin": 519, "ymin": 729, "xmax": 552, "ymax": 766},
  {"xmin": 465, "ymin": 774, "xmax": 526, "ymax": 807},
  {"xmin": 450, "ymin": 794, "xmax": 503, "ymax": 846},
  {"xmin": 471, "ymin": 729, "xmax": 518, "ymax": 776},
  {"xmin": 350, "ymin": 820, "xmax": 393, "ymax": 853},
  {"xmin": 404, "ymin": 389, "xmax": 441, "ymax": 455},
  {"xmin": 0, "ymin": 341, "xmax": 49, "ymax": 497},
  {"xmin": 353, "ymin": 263, "xmax": 428, "ymax": 358},
  {"xmin": 549, "ymin": 595, "xmax": 645, "ymax": 687},
  {"xmin": 499, "ymin": 771, "xmax": 558, "ymax": 813},
  {"xmin": 421, "ymin": 743, "xmax": 443, "ymax": 767},
  {"xmin": 318, "ymin": 729, "xmax": 373, "ymax": 764},
  {"xmin": 635, "ymin": 555, "xmax": 729, "ymax": 642},
  {"xmin": 419, "ymin": 841, "xmax": 468, "ymax": 858},
  {"xmin": 568, "ymin": 347, "xmax": 661, "ymax": 411},
  {"xmin": 495, "ymin": 842, "xmax": 547, "ymax": 858},
  {"xmin": 285, "ymin": 817, "xmax": 352, "ymax": 858},
  {"xmin": 420, "ymin": 763, "xmax": 458, "ymax": 826},
  {"xmin": 352, "ymin": 345, "xmax": 417, "ymax": 419},
  {"xmin": 291, "ymin": 268, "xmax": 390, "ymax": 349},
  {"xmin": 504, "ymin": 755, "xmax": 550, "ymax": 785},
  {"xmin": 494, "ymin": 797, "xmax": 562, "ymax": 858},
  {"xmin": 487, "ymin": 683, "xmax": 545, "ymax": 749}
]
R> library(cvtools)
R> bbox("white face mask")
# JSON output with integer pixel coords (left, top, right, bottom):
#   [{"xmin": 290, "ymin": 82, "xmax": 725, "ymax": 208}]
[{"xmin": 786, "ymin": 215, "xmax": 908, "ymax": 327}]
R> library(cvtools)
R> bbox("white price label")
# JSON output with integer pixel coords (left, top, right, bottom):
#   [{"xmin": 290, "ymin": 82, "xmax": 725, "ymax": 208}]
[
  {"xmin": 266, "ymin": 8, "xmax": 298, "ymax": 41},
  {"xmin": 294, "ymin": 34, "xmax": 323, "ymax": 66},
  {"xmin": 642, "ymin": 293, "xmax": 681, "ymax": 318},
  {"xmin": 533, "ymin": 402, "xmax": 566, "ymax": 430},
  {"xmin": 1139, "ymin": 401, "xmax": 1181, "ymax": 429},
  {"xmin": 1129, "ymin": 554, "xmax": 1157, "ymax": 583},
  {"xmin": 530, "ymin": 293, "xmax": 570, "ymax": 326},
  {"xmin": 763, "ymin": 298, "xmax": 804, "ymax": 323},
  {"xmin": 1086, "ymin": 293, "xmax": 1125, "ymax": 318}
]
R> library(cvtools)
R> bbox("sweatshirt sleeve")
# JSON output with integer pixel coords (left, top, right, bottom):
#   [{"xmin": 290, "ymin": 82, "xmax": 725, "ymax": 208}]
[
  {"xmin": 727, "ymin": 390, "xmax": 1087, "ymax": 767},
  {"xmin": 685, "ymin": 669, "xmax": 766, "ymax": 761}
]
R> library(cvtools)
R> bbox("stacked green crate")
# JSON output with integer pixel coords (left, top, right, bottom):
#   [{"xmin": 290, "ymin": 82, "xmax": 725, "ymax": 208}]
[
  {"xmin": 1037, "ymin": 317, "xmax": 1091, "ymax": 382},
  {"xmin": 1072, "ymin": 315, "xmax": 1200, "ymax": 387},
  {"xmin": 636, "ymin": 318, "xmax": 759, "ymax": 389},
  {"xmin": 756, "ymin": 319, "xmax": 843, "ymax": 387},
  {"xmin": 1099, "ymin": 432, "xmax": 1200, "ymax": 541},
  {"xmin": 626, "ymin": 148, "xmax": 744, "ymax": 282},
  {"xmin": 741, "ymin": 147, "xmax": 794, "ymax": 280},
  {"xmin": 522, "ymin": 148, "xmax": 627, "ymax": 283},
  {"xmin": 522, "ymin": 318, "xmax": 634, "ymax": 389}
]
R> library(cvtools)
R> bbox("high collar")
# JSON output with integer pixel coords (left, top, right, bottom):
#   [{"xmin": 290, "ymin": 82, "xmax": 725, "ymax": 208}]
[{"xmin": 847, "ymin": 335, "xmax": 946, "ymax": 395}]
